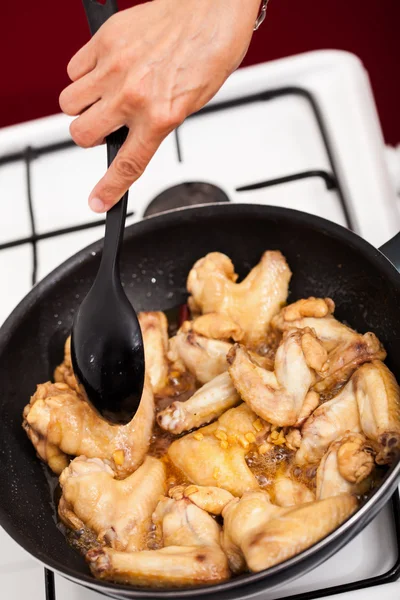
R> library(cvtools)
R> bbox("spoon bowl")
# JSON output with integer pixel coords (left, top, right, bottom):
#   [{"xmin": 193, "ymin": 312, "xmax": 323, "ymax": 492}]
[{"xmin": 71, "ymin": 259, "xmax": 145, "ymax": 425}]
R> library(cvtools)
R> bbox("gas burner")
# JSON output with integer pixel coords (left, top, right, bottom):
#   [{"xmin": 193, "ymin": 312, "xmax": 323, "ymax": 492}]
[{"xmin": 143, "ymin": 182, "xmax": 230, "ymax": 217}]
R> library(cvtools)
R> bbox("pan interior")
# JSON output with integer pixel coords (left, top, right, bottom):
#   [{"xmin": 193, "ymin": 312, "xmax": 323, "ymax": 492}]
[{"xmin": 1, "ymin": 205, "xmax": 400, "ymax": 597}]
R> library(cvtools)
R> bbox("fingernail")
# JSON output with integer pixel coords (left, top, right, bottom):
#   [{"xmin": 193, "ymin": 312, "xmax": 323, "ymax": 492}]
[{"xmin": 89, "ymin": 197, "xmax": 106, "ymax": 213}]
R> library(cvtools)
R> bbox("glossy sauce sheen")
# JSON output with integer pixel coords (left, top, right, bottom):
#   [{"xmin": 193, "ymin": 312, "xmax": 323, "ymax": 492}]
[
  {"xmin": 45, "ymin": 305, "xmax": 385, "ymax": 562},
  {"xmin": 148, "ymin": 306, "xmax": 316, "ymax": 497}
]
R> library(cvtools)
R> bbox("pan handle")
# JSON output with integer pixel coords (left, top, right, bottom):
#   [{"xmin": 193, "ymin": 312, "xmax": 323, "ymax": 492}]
[
  {"xmin": 379, "ymin": 232, "xmax": 400, "ymax": 272},
  {"xmin": 82, "ymin": 0, "xmax": 118, "ymax": 36}
]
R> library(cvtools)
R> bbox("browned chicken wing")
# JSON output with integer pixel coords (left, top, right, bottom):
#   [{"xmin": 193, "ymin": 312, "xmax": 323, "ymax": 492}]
[
  {"xmin": 23, "ymin": 377, "xmax": 154, "ymax": 477},
  {"xmin": 168, "ymin": 404, "xmax": 270, "ymax": 496},
  {"xmin": 222, "ymin": 491, "xmax": 357, "ymax": 573},
  {"xmin": 168, "ymin": 484, "xmax": 234, "ymax": 515},
  {"xmin": 336, "ymin": 432, "xmax": 376, "ymax": 483},
  {"xmin": 273, "ymin": 473, "xmax": 315, "ymax": 507},
  {"xmin": 354, "ymin": 360, "xmax": 400, "ymax": 464},
  {"xmin": 297, "ymin": 360, "xmax": 400, "ymax": 467},
  {"xmin": 138, "ymin": 311, "xmax": 171, "ymax": 394},
  {"xmin": 58, "ymin": 456, "xmax": 166, "ymax": 551},
  {"xmin": 157, "ymin": 372, "xmax": 240, "ymax": 434},
  {"xmin": 152, "ymin": 495, "xmax": 223, "ymax": 548},
  {"xmin": 222, "ymin": 491, "xmax": 281, "ymax": 572},
  {"xmin": 187, "ymin": 251, "xmax": 291, "ymax": 347},
  {"xmin": 168, "ymin": 327, "xmax": 232, "ymax": 384},
  {"xmin": 278, "ymin": 297, "xmax": 335, "ymax": 321},
  {"xmin": 192, "ymin": 313, "xmax": 244, "ymax": 341},
  {"xmin": 228, "ymin": 329, "xmax": 323, "ymax": 427},
  {"xmin": 87, "ymin": 494, "xmax": 229, "ymax": 587},
  {"xmin": 272, "ymin": 297, "xmax": 386, "ymax": 392},
  {"xmin": 168, "ymin": 321, "xmax": 274, "ymax": 387},
  {"xmin": 295, "ymin": 377, "xmax": 361, "ymax": 466},
  {"xmin": 87, "ymin": 545, "xmax": 229, "ymax": 587},
  {"xmin": 316, "ymin": 433, "xmax": 374, "ymax": 499}
]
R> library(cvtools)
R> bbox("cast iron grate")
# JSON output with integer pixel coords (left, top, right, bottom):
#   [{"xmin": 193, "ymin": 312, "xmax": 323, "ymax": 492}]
[{"xmin": 0, "ymin": 86, "xmax": 397, "ymax": 599}]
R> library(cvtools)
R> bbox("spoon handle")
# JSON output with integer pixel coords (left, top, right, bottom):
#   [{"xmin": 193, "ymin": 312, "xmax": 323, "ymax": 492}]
[
  {"xmin": 82, "ymin": 0, "xmax": 128, "ymax": 279},
  {"xmin": 99, "ymin": 127, "xmax": 130, "ymax": 277},
  {"xmin": 82, "ymin": 0, "xmax": 118, "ymax": 36}
]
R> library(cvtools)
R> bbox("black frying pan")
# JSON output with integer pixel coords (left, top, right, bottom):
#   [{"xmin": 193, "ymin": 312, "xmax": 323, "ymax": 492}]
[{"xmin": 1, "ymin": 204, "xmax": 400, "ymax": 599}]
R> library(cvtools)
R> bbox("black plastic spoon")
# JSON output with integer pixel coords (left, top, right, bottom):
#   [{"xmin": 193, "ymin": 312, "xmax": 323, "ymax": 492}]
[{"xmin": 71, "ymin": 0, "xmax": 145, "ymax": 425}]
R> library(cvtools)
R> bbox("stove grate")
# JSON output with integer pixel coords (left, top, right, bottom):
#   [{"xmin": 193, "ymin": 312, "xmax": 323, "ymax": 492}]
[
  {"xmin": 0, "ymin": 85, "xmax": 397, "ymax": 598},
  {"xmin": 236, "ymin": 169, "xmax": 337, "ymax": 192}
]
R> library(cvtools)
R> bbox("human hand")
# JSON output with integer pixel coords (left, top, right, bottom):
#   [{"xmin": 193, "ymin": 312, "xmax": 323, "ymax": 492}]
[{"xmin": 59, "ymin": 0, "xmax": 260, "ymax": 212}]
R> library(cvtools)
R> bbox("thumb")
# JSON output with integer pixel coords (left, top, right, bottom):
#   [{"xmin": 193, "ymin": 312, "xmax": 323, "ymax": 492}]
[{"xmin": 88, "ymin": 127, "xmax": 164, "ymax": 213}]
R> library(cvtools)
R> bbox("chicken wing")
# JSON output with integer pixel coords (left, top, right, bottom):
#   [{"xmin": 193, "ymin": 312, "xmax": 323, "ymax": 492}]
[
  {"xmin": 316, "ymin": 331, "xmax": 386, "ymax": 394},
  {"xmin": 222, "ymin": 492, "xmax": 357, "ymax": 573},
  {"xmin": 153, "ymin": 495, "xmax": 222, "ymax": 548},
  {"xmin": 336, "ymin": 432, "xmax": 376, "ymax": 483},
  {"xmin": 222, "ymin": 491, "xmax": 282, "ymax": 572},
  {"xmin": 295, "ymin": 377, "xmax": 361, "ymax": 466},
  {"xmin": 87, "ymin": 495, "xmax": 229, "ymax": 586},
  {"xmin": 87, "ymin": 545, "xmax": 229, "ymax": 587},
  {"xmin": 21, "ymin": 422, "xmax": 68, "ymax": 475},
  {"xmin": 138, "ymin": 311, "xmax": 194, "ymax": 398},
  {"xmin": 273, "ymin": 473, "xmax": 315, "ymax": 507},
  {"xmin": 54, "ymin": 337, "xmax": 80, "ymax": 393},
  {"xmin": 168, "ymin": 404, "xmax": 268, "ymax": 496},
  {"xmin": 192, "ymin": 313, "xmax": 244, "ymax": 341},
  {"xmin": 354, "ymin": 360, "xmax": 400, "ymax": 464},
  {"xmin": 58, "ymin": 455, "xmax": 166, "ymax": 552},
  {"xmin": 272, "ymin": 298, "xmax": 386, "ymax": 392},
  {"xmin": 272, "ymin": 298, "xmax": 352, "ymax": 350},
  {"xmin": 157, "ymin": 372, "xmax": 240, "ymax": 434},
  {"xmin": 316, "ymin": 433, "xmax": 374, "ymax": 499},
  {"xmin": 168, "ymin": 327, "xmax": 232, "ymax": 384},
  {"xmin": 169, "ymin": 484, "xmax": 234, "ymax": 515},
  {"xmin": 138, "ymin": 311, "xmax": 170, "ymax": 394},
  {"xmin": 228, "ymin": 329, "xmax": 322, "ymax": 427},
  {"xmin": 23, "ymin": 377, "xmax": 154, "ymax": 477},
  {"xmin": 277, "ymin": 297, "xmax": 335, "ymax": 322},
  {"xmin": 169, "ymin": 321, "xmax": 274, "ymax": 387},
  {"xmin": 187, "ymin": 251, "xmax": 291, "ymax": 347}
]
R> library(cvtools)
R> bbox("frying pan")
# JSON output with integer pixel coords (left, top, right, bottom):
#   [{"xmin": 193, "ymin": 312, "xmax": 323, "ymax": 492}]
[{"xmin": 1, "ymin": 203, "xmax": 400, "ymax": 599}]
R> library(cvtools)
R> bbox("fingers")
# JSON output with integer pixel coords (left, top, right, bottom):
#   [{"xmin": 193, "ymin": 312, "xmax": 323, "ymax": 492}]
[
  {"xmin": 69, "ymin": 99, "xmax": 124, "ymax": 149},
  {"xmin": 67, "ymin": 39, "xmax": 97, "ymax": 81},
  {"xmin": 59, "ymin": 70, "xmax": 101, "ymax": 116},
  {"xmin": 88, "ymin": 126, "xmax": 167, "ymax": 212}
]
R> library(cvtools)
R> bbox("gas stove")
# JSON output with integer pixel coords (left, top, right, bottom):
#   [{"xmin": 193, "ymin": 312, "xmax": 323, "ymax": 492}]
[{"xmin": 1, "ymin": 50, "xmax": 400, "ymax": 600}]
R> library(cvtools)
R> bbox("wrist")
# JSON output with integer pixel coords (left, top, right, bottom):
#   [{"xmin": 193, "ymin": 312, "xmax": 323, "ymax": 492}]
[
  {"xmin": 223, "ymin": 0, "xmax": 267, "ymax": 34},
  {"xmin": 214, "ymin": 0, "xmax": 262, "ymax": 34}
]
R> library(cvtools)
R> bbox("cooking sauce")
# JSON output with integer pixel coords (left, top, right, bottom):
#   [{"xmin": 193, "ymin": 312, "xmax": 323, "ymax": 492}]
[
  {"xmin": 43, "ymin": 305, "xmax": 383, "ymax": 566},
  {"xmin": 248, "ymin": 446, "xmax": 319, "ymax": 503}
]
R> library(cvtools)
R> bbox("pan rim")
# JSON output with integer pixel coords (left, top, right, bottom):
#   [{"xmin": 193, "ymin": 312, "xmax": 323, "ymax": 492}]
[{"xmin": 1, "ymin": 202, "xmax": 400, "ymax": 597}]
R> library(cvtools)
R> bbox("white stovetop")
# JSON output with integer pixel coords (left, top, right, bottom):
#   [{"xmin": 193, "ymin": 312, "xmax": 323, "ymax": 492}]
[{"xmin": 1, "ymin": 50, "xmax": 400, "ymax": 599}]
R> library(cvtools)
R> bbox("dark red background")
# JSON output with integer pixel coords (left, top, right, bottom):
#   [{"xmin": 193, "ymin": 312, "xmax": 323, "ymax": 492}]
[{"xmin": 2, "ymin": 0, "xmax": 400, "ymax": 143}]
